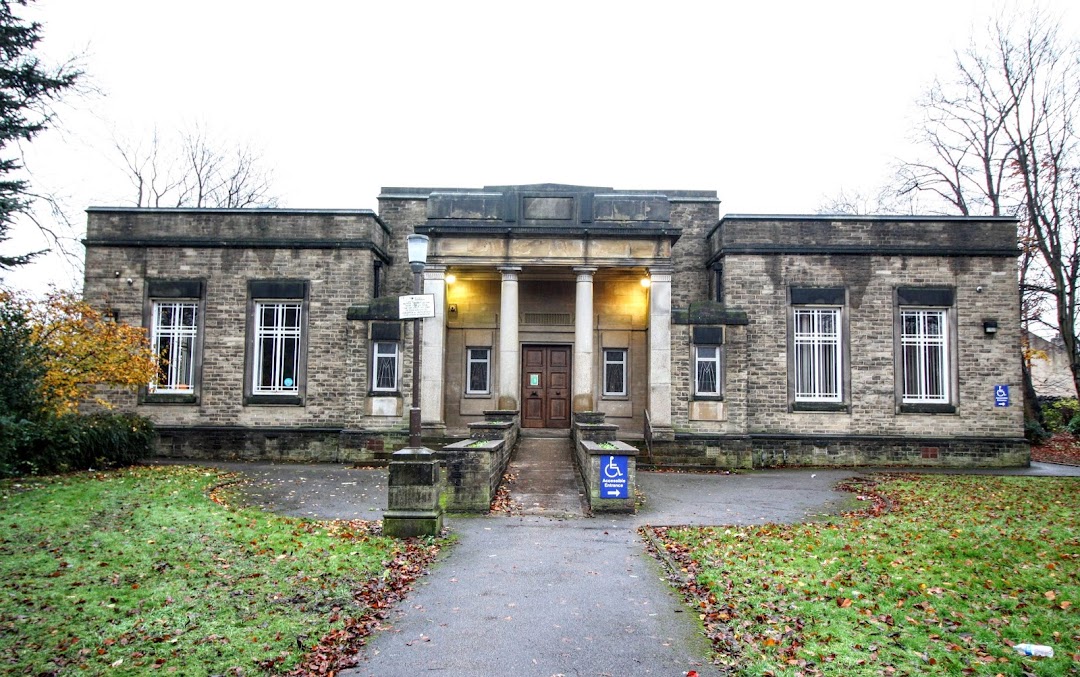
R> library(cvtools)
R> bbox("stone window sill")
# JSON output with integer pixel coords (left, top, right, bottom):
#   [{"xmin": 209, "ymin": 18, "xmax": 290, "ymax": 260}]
[
  {"xmin": 142, "ymin": 393, "xmax": 198, "ymax": 405},
  {"xmin": 900, "ymin": 403, "xmax": 956, "ymax": 414},
  {"xmin": 245, "ymin": 394, "xmax": 303, "ymax": 406},
  {"xmin": 792, "ymin": 402, "xmax": 848, "ymax": 413}
]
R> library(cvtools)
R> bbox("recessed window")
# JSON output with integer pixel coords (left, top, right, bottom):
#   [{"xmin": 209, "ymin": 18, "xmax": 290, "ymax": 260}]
[
  {"xmin": 149, "ymin": 301, "xmax": 198, "ymax": 393},
  {"xmin": 793, "ymin": 307, "xmax": 842, "ymax": 402},
  {"xmin": 252, "ymin": 302, "xmax": 302, "ymax": 395},
  {"xmin": 900, "ymin": 309, "xmax": 949, "ymax": 403},
  {"xmin": 372, "ymin": 341, "xmax": 399, "ymax": 392},
  {"xmin": 603, "ymin": 349, "xmax": 627, "ymax": 397},
  {"xmin": 695, "ymin": 345, "xmax": 722, "ymax": 397},
  {"xmin": 466, "ymin": 347, "xmax": 491, "ymax": 395}
]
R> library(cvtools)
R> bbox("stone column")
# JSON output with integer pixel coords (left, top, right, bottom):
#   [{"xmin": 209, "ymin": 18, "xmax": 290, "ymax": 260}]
[
  {"xmin": 497, "ymin": 266, "xmax": 522, "ymax": 411},
  {"xmin": 573, "ymin": 266, "xmax": 597, "ymax": 412},
  {"xmin": 421, "ymin": 265, "xmax": 447, "ymax": 433},
  {"xmin": 647, "ymin": 266, "xmax": 674, "ymax": 437}
]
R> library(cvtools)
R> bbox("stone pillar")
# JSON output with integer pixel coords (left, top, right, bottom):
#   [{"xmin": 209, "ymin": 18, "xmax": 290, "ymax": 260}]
[
  {"xmin": 497, "ymin": 266, "xmax": 522, "ymax": 411},
  {"xmin": 421, "ymin": 265, "xmax": 447, "ymax": 433},
  {"xmin": 383, "ymin": 448, "xmax": 444, "ymax": 538},
  {"xmin": 573, "ymin": 266, "xmax": 597, "ymax": 412},
  {"xmin": 647, "ymin": 266, "xmax": 674, "ymax": 437}
]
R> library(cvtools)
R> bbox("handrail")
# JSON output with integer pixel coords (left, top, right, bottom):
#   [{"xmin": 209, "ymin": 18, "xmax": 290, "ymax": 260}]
[{"xmin": 643, "ymin": 409, "xmax": 654, "ymax": 464}]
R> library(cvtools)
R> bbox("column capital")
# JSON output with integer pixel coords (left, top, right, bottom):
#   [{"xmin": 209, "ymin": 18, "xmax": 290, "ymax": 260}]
[
  {"xmin": 422, "ymin": 265, "xmax": 447, "ymax": 279},
  {"xmin": 572, "ymin": 266, "xmax": 598, "ymax": 276},
  {"xmin": 497, "ymin": 266, "xmax": 522, "ymax": 280},
  {"xmin": 648, "ymin": 265, "xmax": 674, "ymax": 282}
]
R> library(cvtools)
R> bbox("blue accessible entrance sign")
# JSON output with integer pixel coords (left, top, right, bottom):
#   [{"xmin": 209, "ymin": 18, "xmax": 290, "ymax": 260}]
[
  {"xmin": 994, "ymin": 385, "xmax": 1010, "ymax": 407},
  {"xmin": 600, "ymin": 455, "xmax": 628, "ymax": 499}
]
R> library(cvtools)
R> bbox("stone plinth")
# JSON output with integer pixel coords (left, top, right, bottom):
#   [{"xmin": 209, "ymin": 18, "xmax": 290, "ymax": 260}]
[{"xmin": 383, "ymin": 447, "xmax": 444, "ymax": 538}]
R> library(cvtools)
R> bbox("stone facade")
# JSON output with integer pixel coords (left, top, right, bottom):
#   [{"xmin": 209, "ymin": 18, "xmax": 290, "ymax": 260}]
[{"xmin": 83, "ymin": 186, "xmax": 1028, "ymax": 468}]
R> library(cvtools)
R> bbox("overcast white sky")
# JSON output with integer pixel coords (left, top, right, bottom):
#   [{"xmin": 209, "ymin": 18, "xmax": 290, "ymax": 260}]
[{"xmin": 2, "ymin": 0, "xmax": 1077, "ymax": 294}]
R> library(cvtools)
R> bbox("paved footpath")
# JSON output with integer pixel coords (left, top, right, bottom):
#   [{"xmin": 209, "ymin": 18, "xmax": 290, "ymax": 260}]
[{"xmin": 181, "ymin": 458, "xmax": 1079, "ymax": 676}]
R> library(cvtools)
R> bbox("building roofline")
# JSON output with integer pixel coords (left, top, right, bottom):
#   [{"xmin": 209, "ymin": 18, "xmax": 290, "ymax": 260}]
[
  {"xmin": 86, "ymin": 206, "xmax": 379, "ymax": 216},
  {"xmin": 719, "ymin": 213, "xmax": 1018, "ymax": 222}
]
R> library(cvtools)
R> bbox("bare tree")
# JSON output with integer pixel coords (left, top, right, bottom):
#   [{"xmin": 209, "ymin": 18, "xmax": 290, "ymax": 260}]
[
  {"xmin": 114, "ymin": 125, "xmax": 279, "ymax": 209},
  {"xmin": 896, "ymin": 8, "xmax": 1080, "ymax": 414}
]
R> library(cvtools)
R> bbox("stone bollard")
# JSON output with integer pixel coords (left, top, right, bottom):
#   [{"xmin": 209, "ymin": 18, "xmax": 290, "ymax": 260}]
[{"xmin": 382, "ymin": 447, "xmax": 444, "ymax": 538}]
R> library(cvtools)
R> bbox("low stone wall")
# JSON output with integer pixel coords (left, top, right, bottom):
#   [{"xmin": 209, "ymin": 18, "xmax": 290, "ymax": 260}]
[
  {"xmin": 572, "ymin": 412, "xmax": 638, "ymax": 514},
  {"xmin": 154, "ymin": 426, "xmax": 404, "ymax": 464},
  {"xmin": 439, "ymin": 410, "xmax": 519, "ymax": 512},
  {"xmin": 647, "ymin": 434, "xmax": 1030, "ymax": 469}
]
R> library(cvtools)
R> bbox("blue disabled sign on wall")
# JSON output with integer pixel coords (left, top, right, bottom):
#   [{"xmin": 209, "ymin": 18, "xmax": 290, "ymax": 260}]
[
  {"xmin": 600, "ymin": 455, "xmax": 628, "ymax": 499},
  {"xmin": 994, "ymin": 385, "xmax": 1010, "ymax": 407}
]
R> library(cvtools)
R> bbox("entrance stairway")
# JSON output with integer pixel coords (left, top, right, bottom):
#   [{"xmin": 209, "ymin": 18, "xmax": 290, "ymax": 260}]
[{"xmin": 507, "ymin": 433, "xmax": 587, "ymax": 517}]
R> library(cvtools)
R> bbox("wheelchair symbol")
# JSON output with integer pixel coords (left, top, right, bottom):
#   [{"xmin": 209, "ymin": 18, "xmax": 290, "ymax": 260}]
[{"xmin": 604, "ymin": 456, "xmax": 624, "ymax": 479}]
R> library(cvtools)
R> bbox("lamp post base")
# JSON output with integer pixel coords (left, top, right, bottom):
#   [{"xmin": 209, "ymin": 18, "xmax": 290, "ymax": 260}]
[{"xmin": 383, "ymin": 446, "xmax": 444, "ymax": 538}]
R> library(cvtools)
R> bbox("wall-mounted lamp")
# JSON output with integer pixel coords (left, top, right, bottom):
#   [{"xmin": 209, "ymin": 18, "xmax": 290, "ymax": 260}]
[
  {"xmin": 445, "ymin": 273, "xmax": 457, "ymax": 284},
  {"xmin": 640, "ymin": 275, "xmax": 651, "ymax": 288},
  {"xmin": 983, "ymin": 320, "xmax": 998, "ymax": 335}
]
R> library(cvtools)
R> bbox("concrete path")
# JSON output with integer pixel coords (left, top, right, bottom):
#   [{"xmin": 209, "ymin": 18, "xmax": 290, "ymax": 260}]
[
  {"xmin": 507, "ymin": 436, "xmax": 588, "ymax": 517},
  {"xmin": 155, "ymin": 456, "xmax": 1080, "ymax": 675}
]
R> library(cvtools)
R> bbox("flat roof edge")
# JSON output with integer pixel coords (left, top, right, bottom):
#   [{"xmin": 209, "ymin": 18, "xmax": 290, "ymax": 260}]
[
  {"xmin": 720, "ymin": 213, "xmax": 1018, "ymax": 222},
  {"xmin": 86, "ymin": 207, "xmax": 379, "ymax": 216}
]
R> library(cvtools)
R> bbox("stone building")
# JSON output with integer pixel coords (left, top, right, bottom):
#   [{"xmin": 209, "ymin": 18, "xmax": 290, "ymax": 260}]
[{"xmin": 82, "ymin": 183, "xmax": 1028, "ymax": 467}]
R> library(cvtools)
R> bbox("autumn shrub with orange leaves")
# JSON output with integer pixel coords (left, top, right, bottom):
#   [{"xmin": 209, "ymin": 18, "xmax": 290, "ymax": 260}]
[{"xmin": 0, "ymin": 289, "xmax": 157, "ymax": 476}]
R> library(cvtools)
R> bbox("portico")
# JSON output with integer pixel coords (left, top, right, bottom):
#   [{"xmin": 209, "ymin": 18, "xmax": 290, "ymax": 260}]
[{"xmin": 409, "ymin": 184, "xmax": 679, "ymax": 437}]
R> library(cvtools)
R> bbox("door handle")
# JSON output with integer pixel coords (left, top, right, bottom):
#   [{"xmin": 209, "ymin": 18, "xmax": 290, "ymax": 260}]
[
  {"xmin": 556, "ymin": 391, "xmax": 561, "ymax": 396},
  {"xmin": 531, "ymin": 391, "xmax": 538, "ymax": 397}
]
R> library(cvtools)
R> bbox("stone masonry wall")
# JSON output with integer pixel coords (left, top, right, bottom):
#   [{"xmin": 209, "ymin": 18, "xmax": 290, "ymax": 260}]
[
  {"xmin": 668, "ymin": 199, "xmax": 718, "ymax": 310},
  {"xmin": 376, "ymin": 195, "xmax": 429, "ymax": 297},
  {"xmin": 722, "ymin": 252, "xmax": 1024, "ymax": 441}
]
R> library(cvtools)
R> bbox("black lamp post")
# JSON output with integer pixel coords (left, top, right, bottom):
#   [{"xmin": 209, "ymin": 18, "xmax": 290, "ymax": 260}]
[{"xmin": 405, "ymin": 233, "xmax": 429, "ymax": 448}]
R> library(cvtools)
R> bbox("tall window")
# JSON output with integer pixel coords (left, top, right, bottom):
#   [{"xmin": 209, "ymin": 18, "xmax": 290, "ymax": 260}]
[
  {"xmin": 253, "ymin": 301, "xmax": 302, "ymax": 395},
  {"xmin": 603, "ymin": 349, "xmax": 627, "ymax": 397},
  {"xmin": 695, "ymin": 345, "xmax": 721, "ymax": 396},
  {"xmin": 901, "ymin": 309, "xmax": 949, "ymax": 403},
  {"xmin": 149, "ymin": 301, "xmax": 198, "ymax": 393},
  {"xmin": 372, "ymin": 341, "xmax": 399, "ymax": 392},
  {"xmin": 466, "ymin": 347, "xmax": 491, "ymax": 394},
  {"xmin": 793, "ymin": 307, "xmax": 842, "ymax": 402}
]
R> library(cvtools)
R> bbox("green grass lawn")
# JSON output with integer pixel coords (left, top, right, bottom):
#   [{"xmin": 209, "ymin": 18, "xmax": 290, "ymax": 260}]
[
  {"xmin": 0, "ymin": 465, "xmax": 435, "ymax": 675},
  {"xmin": 646, "ymin": 475, "xmax": 1079, "ymax": 676}
]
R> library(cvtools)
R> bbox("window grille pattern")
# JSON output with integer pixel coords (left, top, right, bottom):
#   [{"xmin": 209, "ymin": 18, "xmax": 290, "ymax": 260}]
[
  {"xmin": 466, "ymin": 347, "xmax": 490, "ymax": 394},
  {"xmin": 695, "ymin": 345, "xmax": 721, "ymax": 396},
  {"xmin": 253, "ymin": 302, "xmax": 302, "ymax": 394},
  {"xmin": 793, "ymin": 307, "xmax": 842, "ymax": 402},
  {"xmin": 373, "ymin": 341, "xmax": 399, "ymax": 392},
  {"xmin": 149, "ymin": 301, "xmax": 198, "ymax": 393},
  {"xmin": 901, "ymin": 309, "xmax": 948, "ymax": 403},
  {"xmin": 603, "ymin": 349, "xmax": 627, "ymax": 396}
]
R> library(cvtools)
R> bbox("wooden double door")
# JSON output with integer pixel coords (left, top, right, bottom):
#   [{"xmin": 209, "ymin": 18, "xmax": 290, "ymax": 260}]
[{"xmin": 521, "ymin": 345, "xmax": 571, "ymax": 429}]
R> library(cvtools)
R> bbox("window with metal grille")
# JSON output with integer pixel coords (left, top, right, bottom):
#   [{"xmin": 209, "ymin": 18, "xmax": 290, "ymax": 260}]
[
  {"xmin": 901, "ymin": 309, "xmax": 949, "ymax": 403},
  {"xmin": 149, "ymin": 301, "xmax": 198, "ymax": 393},
  {"xmin": 252, "ymin": 301, "xmax": 302, "ymax": 395},
  {"xmin": 603, "ymin": 349, "xmax": 627, "ymax": 396},
  {"xmin": 372, "ymin": 341, "xmax": 399, "ymax": 392},
  {"xmin": 466, "ymin": 347, "xmax": 490, "ymax": 394},
  {"xmin": 793, "ymin": 307, "xmax": 842, "ymax": 402},
  {"xmin": 695, "ymin": 345, "xmax": 721, "ymax": 396}
]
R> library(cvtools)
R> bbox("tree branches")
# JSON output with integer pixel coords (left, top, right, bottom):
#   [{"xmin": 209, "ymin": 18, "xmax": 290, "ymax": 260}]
[{"xmin": 114, "ymin": 124, "xmax": 279, "ymax": 209}]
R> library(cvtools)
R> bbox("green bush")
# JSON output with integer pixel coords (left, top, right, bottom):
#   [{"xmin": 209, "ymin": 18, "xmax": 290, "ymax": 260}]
[
  {"xmin": 1043, "ymin": 397, "xmax": 1080, "ymax": 432},
  {"xmin": 0, "ymin": 413, "xmax": 155, "ymax": 478},
  {"xmin": 1024, "ymin": 419, "xmax": 1051, "ymax": 444}
]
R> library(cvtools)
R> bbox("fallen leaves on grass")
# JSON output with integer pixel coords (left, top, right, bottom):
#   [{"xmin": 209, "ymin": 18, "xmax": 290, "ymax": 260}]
[
  {"xmin": 286, "ymin": 538, "xmax": 442, "ymax": 675},
  {"xmin": 642, "ymin": 475, "xmax": 1080, "ymax": 675}
]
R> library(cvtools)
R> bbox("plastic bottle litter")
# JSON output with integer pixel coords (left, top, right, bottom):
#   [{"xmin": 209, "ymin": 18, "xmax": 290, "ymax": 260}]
[{"xmin": 1013, "ymin": 643, "xmax": 1054, "ymax": 657}]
